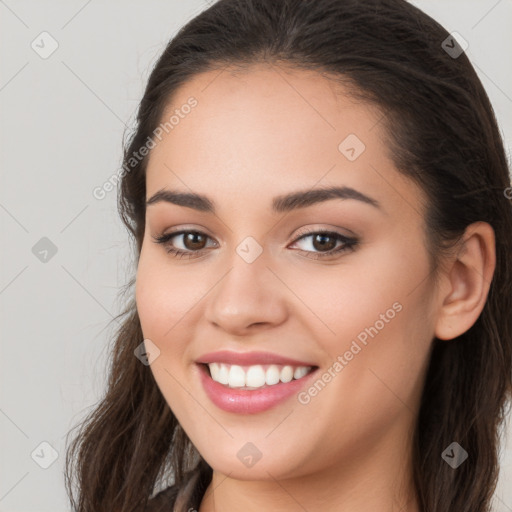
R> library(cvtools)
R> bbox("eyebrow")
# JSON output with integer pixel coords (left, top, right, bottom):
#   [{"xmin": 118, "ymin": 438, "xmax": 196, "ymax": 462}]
[{"xmin": 145, "ymin": 185, "xmax": 381, "ymax": 213}]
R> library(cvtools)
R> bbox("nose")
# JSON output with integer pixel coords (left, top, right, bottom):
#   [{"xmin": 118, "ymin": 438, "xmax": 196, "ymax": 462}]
[{"xmin": 204, "ymin": 248, "xmax": 289, "ymax": 335}]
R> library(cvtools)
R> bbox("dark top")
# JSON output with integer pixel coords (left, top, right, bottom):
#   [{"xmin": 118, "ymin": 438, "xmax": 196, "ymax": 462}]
[{"xmin": 144, "ymin": 462, "xmax": 212, "ymax": 512}]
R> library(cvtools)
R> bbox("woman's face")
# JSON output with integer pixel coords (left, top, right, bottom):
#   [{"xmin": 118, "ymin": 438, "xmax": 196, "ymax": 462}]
[{"xmin": 136, "ymin": 63, "xmax": 440, "ymax": 482}]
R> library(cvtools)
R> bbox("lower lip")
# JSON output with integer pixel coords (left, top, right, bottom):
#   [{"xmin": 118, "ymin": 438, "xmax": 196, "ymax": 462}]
[{"xmin": 197, "ymin": 363, "xmax": 319, "ymax": 414}]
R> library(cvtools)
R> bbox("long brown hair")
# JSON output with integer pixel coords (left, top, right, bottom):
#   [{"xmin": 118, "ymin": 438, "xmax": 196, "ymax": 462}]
[{"xmin": 64, "ymin": 1, "xmax": 512, "ymax": 510}]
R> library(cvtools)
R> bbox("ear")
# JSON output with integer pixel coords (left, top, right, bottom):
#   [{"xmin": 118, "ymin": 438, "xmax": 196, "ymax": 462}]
[{"xmin": 434, "ymin": 221, "xmax": 496, "ymax": 341}]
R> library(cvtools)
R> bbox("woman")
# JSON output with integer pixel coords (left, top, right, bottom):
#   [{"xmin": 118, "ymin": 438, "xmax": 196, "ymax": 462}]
[{"xmin": 64, "ymin": 0, "xmax": 512, "ymax": 511}]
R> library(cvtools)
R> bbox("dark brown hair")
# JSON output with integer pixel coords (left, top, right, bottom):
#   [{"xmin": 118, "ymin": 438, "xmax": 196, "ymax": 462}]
[{"xmin": 64, "ymin": 1, "xmax": 512, "ymax": 511}]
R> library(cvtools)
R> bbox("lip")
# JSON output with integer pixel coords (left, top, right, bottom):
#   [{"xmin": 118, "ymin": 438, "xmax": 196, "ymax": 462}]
[
  {"xmin": 196, "ymin": 350, "xmax": 316, "ymax": 367},
  {"xmin": 196, "ymin": 362, "xmax": 319, "ymax": 414}
]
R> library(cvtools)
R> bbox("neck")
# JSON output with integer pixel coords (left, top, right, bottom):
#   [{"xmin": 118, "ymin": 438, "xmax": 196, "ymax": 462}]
[{"xmin": 198, "ymin": 422, "xmax": 420, "ymax": 512}]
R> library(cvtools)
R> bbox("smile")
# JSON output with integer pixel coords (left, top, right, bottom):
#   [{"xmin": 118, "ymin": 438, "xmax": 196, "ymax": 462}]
[
  {"xmin": 197, "ymin": 363, "xmax": 319, "ymax": 414},
  {"xmin": 206, "ymin": 362, "xmax": 315, "ymax": 389}
]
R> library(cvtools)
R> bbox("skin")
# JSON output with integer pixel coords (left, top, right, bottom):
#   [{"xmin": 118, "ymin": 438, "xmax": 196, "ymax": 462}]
[{"xmin": 135, "ymin": 62, "xmax": 496, "ymax": 511}]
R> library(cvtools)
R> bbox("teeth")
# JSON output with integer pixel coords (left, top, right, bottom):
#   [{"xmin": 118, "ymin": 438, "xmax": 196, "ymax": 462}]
[
  {"xmin": 217, "ymin": 363, "xmax": 229, "ymax": 385},
  {"xmin": 228, "ymin": 365, "xmax": 246, "ymax": 387},
  {"xmin": 246, "ymin": 365, "xmax": 266, "ymax": 387},
  {"xmin": 293, "ymin": 366, "xmax": 310, "ymax": 379},
  {"xmin": 266, "ymin": 365, "xmax": 280, "ymax": 385},
  {"xmin": 207, "ymin": 363, "xmax": 314, "ymax": 389},
  {"xmin": 280, "ymin": 365, "xmax": 294, "ymax": 383}
]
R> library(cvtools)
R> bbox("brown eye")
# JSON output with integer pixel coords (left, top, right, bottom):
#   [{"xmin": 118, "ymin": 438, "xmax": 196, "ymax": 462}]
[
  {"xmin": 311, "ymin": 233, "xmax": 337, "ymax": 252},
  {"xmin": 152, "ymin": 230, "xmax": 217, "ymax": 259},
  {"xmin": 290, "ymin": 229, "xmax": 359, "ymax": 260},
  {"xmin": 152, "ymin": 228, "xmax": 358, "ymax": 261},
  {"xmin": 182, "ymin": 232, "xmax": 208, "ymax": 250}
]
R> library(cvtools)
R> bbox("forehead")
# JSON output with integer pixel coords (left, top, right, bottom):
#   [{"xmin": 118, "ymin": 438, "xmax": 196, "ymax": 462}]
[
  {"xmin": 153, "ymin": 63, "xmax": 383, "ymax": 156},
  {"xmin": 144, "ymin": 63, "xmax": 420, "ymax": 217}
]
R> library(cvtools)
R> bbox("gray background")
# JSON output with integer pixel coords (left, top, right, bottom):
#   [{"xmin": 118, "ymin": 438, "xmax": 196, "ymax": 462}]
[{"xmin": 1, "ymin": 1, "xmax": 511, "ymax": 510}]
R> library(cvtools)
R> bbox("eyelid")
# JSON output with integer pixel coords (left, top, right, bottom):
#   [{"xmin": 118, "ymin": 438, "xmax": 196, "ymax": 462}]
[
  {"xmin": 157, "ymin": 223, "xmax": 356, "ymax": 245},
  {"xmin": 152, "ymin": 223, "xmax": 359, "ymax": 263},
  {"xmin": 292, "ymin": 224, "xmax": 357, "ymax": 239},
  {"xmin": 161, "ymin": 224, "xmax": 218, "ymax": 240}
]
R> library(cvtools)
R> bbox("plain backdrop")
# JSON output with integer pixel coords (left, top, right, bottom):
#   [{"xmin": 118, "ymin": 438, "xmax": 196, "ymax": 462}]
[{"xmin": 1, "ymin": 1, "xmax": 511, "ymax": 510}]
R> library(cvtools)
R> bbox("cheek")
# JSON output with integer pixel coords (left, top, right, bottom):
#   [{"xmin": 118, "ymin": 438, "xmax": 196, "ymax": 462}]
[
  {"xmin": 290, "ymin": 242, "xmax": 424, "ymax": 346},
  {"xmin": 135, "ymin": 255, "xmax": 203, "ymax": 340},
  {"xmin": 322, "ymin": 284, "xmax": 433, "ymax": 432},
  {"xmin": 297, "ymin": 300, "xmax": 431, "ymax": 471},
  {"xmin": 302, "ymin": 236, "xmax": 433, "ymax": 405},
  {"xmin": 135, "ymin": 259, "xmax": 196, "ymax": 411}
]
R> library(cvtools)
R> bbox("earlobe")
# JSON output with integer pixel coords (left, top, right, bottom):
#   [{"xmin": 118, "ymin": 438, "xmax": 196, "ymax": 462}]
[{"xmin": 434, "ymin": 222, "xmax": 496, "ymax": 341}]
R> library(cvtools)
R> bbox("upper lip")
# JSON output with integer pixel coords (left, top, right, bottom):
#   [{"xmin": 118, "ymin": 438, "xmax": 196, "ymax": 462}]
[{"xmin": 196, "ymin": 350, "xmax": 317, "ymax": 367}]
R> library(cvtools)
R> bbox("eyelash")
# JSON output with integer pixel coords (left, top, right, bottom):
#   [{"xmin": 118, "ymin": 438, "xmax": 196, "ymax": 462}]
[{"xmin": 152, "ymin": 227, "xmax": 359, "ymax": 260}]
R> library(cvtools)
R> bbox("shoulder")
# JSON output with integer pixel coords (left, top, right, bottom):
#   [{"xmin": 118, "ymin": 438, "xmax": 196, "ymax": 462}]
[
  {"xmin": 145, "ymin": 484, "xmax": 180, "ymax": 511},
  {"xmin": 145, "ymin": 463, "xmax": 212, "ymax": 512}
]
